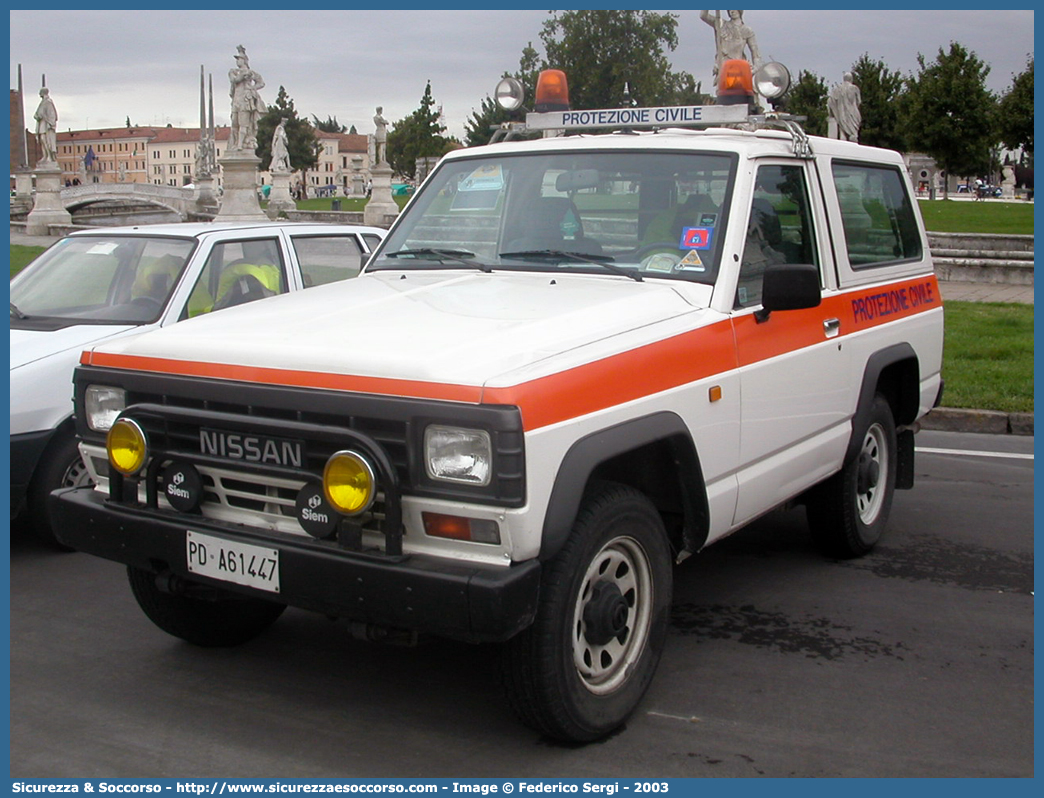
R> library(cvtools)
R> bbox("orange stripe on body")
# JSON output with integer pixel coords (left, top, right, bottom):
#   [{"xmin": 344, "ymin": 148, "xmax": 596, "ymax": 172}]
[
  {"xmin": 734, "ymin": 274, "xmax": 941, "ymax": 366},
  {"xmin": 82, "ymin": 351, "xmax": 484, "ymax": 404},
  {"xmin": 82, "ymin": 274, "xmax": 941, "ymax": 432}
]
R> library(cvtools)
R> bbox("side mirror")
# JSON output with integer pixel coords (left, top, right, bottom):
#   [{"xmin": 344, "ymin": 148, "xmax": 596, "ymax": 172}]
[{"xmin": 755, "ymin": 263, "xmax": 821, "ymax": 323}]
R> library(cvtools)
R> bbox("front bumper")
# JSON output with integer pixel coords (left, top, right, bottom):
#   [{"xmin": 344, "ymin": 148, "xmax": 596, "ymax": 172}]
[{"xmin": 51, "ymin": 486, "xmax": 541, "ymax": 643}]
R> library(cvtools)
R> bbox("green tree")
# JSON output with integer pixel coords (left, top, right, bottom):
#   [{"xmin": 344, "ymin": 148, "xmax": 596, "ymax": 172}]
[
  {"xmin": 902, "ymin": 42, "xmax": 997, "ymax": 195},
  {"xmin": 256, "ymin": 86, "xmax": 321, "ymax": 189},
  {"xmin": 996, "ymin": 56, "xmax": 1033, "ymax": 159},
  {"xmin": 387, "ymin": 81, "xmax": 450, "ymax": 179},
  {"xmin": 783, "ymin": 70, "xmax": 828, "ymax": 136},
  {"xmin": 311, "ymin": 115, "xmax": 347, "ymax": 134},
  {"xmin": 538, "ymin": 10, "xmax": 697, "ymax": 109},
  {"xmin": 850, "ymin": 54, "xmax": 906, "ymax": 151}
]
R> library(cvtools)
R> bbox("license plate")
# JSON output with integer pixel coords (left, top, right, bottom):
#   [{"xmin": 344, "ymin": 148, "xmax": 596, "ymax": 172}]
[{"xmin": 186, "ymin": 530, "xmax": 280, "ymax": 593}]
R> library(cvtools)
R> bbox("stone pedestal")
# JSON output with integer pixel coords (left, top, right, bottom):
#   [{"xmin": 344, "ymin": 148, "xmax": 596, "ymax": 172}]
[
  {"xmin": 266, "ymin": 169, "xmax": 296, "ymax": 219},
  {"xmin": 214, "ymin": 153, "xmax": 267, "ymax": 222},
  {"xmin": 13, "ymin": 168, "xmax": 34, "ymax": 201},
  {"xmin": 25, "ymin": 164, "xmax": 72, "ymax": 236},
  {"xmin": 194, "ymin": 174, "xmax": 219, "ymax": 212},
  {"xmin": 363, "ymin": 164, "xmax": 399, "ymax": 227}
]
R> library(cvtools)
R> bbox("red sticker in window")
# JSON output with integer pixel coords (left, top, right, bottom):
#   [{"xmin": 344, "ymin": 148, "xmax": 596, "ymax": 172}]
[{"xmin": 680, "ymin": 227, "xmax": 713, "ymax": 250}]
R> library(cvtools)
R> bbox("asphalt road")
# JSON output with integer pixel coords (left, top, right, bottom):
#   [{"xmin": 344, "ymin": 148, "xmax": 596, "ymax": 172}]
[{"xmin": 9, "ymin": 430, "xmax": 1033, "ymax": 778}]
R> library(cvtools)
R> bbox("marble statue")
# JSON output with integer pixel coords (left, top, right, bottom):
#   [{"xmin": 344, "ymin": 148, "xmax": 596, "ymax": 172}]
[
  {"xmin": 229, "ymin": 45, "xmax": 266, "ymax": 152},
  {"xmin": 828, "ymin": 72, "xmax": 862, "ymax": 142},
  {"xmin": 700, "ymin": 10, "xmax": 761, "ymax": 83},
  {"xmin": 33, "ymin": 87, "xmax": 58, "ymax": 165},
  {"xmin": 373, "ymin": 106, "xmax": 389, "ymax": 165},
  {"xmin": 270, "ymin": 118, "xmax": 290, "ymax": 172}
]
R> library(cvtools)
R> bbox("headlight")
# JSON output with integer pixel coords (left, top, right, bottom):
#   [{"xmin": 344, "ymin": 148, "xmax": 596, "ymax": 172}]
[
  {"xmin": 85, "ymin": 385, "xmax": 126, "ymax": 432},
  {"xmin": 424, "ymin": 425, "xmax": 492, "ymax": 486},
  {"xmin": 107, "ymin": 418, "xmax": 148, "ymax": 476},
  {"xmin": 323, "ymin": 450, "xmax": 377, "ymax": 516}
]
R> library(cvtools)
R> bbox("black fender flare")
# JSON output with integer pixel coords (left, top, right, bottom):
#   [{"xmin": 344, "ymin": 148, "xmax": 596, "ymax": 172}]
[
  {"xmin": 539, "ymin": 411, "xmax": 708, "ymax": 561},
  {"xmin": 848, "ymin": 343, "xmax": 920, "ymax": 462}
]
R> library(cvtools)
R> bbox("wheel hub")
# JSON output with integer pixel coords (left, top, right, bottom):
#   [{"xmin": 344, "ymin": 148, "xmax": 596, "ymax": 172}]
[
  {"xmin": 583, "ymin": 580, "xmax": 629, "ymax": 646},
  {"xmin": 857, "ymin": 450, "xmax": 880, "ymax": 495}
]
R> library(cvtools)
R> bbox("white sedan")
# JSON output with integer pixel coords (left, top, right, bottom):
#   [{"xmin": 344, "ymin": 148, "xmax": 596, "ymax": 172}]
[{"xmin": 10, "ymin": 221, "xmax": 386, "ymax": 543}]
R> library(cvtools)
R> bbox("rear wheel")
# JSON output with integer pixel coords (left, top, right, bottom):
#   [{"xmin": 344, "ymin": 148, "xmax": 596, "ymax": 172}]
[
  {"xmin": 807, "ymin": 394, "xmax": 897, "ymax": 558},
  {"xmin": 501, "ymin": 482, "xmax": 672, "ymax": 742},
  {"xmin": 127, "ymin": 567, "xmax": 286, "ymax": 647}
]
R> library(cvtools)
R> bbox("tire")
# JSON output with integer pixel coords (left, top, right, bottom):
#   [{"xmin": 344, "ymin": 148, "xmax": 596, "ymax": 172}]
[
  {"xmin": 127, "ymin": 566, "xmax": 286, "ymax": 648},
  {"xmin": 27, "ymin": 431, "xmax": 92, "ymax": 547},
  {"xmin": 807, "ymin": 394, "xmax": 897, "ymax": 558},
  {"xmin": 501, "ymin": 482, "xmax": 672, "ymax": 742}
]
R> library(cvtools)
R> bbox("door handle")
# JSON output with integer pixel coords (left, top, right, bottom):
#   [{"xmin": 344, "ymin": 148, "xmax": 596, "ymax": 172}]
[{"xmin": 823, "ymin": 318, "xmax": 840, "ymax": 338}]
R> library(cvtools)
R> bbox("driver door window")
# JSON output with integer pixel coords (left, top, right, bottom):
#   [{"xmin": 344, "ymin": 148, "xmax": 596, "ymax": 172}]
[
  {"xmin": 184, "ymin": 238, "xmax": 287, "ymax": 318},
  {"xmin": 736, "ymin": 164, "xmax": 819, "ymax": 308}
]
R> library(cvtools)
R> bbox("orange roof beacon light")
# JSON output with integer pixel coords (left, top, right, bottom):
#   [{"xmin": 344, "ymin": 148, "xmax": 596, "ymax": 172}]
[
  {"xmin": 716, "ymin": 58, "xmax": 755, "ymax": 106},
  {"xmin": 534, "ymin": 69, "xmax": 570, "ymax": 113}
]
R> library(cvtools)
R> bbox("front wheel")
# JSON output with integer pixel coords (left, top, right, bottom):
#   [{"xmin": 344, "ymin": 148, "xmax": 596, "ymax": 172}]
[
  {"xmin": 27, "ymin": 431, "xmax": 92, "ymax": 547},
  {"xmin": 501, "ymin": 482, "xmax": 672, "ymax": 742},
  {"xmin": 806, "ymin": 394, "xmax": 897, "ymax": 558},
  {"xmin": 127, "ymin": 567, "xmax": 286, "ymax": 648}
]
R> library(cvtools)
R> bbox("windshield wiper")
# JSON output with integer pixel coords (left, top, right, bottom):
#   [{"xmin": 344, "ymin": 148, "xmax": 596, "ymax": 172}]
[
  {"xmin": 10, "ymin": 302, "xmax": 28, "ymax": 320},
  {"xmin": 381, "ymin": 248, "xmax": 493, "ymax": 273},
  {"xmin": 499, "ymin": 250, "xmax": 643, "ymax": 282}
]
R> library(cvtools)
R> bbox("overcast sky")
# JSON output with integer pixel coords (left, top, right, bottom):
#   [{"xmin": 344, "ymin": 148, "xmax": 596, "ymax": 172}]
[{"xmin": 10, "ymin": 8, "xmax": 1035, "ymax": 141}]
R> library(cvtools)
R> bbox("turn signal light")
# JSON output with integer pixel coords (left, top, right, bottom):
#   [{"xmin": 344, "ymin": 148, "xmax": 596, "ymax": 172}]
[
  {"xmin": 423, "ymin": 512, "xmax": 501, "ymax": 544},
  {"xmin": 717, "ymin": 59, "xmax": 755, "ymax": 105},
  {"xmin": 535, "ymin": 69, "xmax": 570, "ymax": 112}
]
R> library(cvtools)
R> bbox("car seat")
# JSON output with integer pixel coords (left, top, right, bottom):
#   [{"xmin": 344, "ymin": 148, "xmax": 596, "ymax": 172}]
[
  {"xmin": 130, "ymin": 254, "xmax": 183, "ymax": 303},
  {"xmin": 505, "ymin": 197, "xmax": 603, "ymax": 256},
  {"xmin": 212, "ymin": 262, "xmax": 282, "ymax": 311}
]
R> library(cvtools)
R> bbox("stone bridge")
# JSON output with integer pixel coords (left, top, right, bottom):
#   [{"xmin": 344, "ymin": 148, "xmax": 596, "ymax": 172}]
[{"xmin": 60, "ymin": 182, "xmax": 201, "ymax": 220}]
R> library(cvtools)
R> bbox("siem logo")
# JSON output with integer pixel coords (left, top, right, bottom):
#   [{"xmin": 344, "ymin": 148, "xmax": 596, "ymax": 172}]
[{"xmin": 308, "ymin": 494, "xmax": 322, "ymax": 509}]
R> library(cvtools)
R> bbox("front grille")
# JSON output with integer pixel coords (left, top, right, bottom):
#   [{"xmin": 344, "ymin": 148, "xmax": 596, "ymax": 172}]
[{"xmin": 77, "ymin": 367, "xmax": 527, "ymax": 544}]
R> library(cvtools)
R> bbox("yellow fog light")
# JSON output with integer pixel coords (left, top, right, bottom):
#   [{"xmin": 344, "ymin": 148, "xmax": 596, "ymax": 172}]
[
  {"xmin": 107, "ymin": 418, "xmax": 148, "ymax": 476},
  {"xmin": 323, "ymin": 450, "xmax": 376, "ymax": 516}
]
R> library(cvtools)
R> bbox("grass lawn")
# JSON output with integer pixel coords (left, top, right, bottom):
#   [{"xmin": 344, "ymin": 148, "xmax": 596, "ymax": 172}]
[
  {"xmin": 291, "ymin": 195, "xmax": 410, "ymax": 212},
  {"xmin": 941, "ymin": 301, "xmax": 1034, "ymax": 414},
  {"xmin": 10, "ymin": 244, "xmax": 46, "ymax": 277},
  {"xmin": 918, "ymin": 199, "xmax": 1034, "ymax": 235}
]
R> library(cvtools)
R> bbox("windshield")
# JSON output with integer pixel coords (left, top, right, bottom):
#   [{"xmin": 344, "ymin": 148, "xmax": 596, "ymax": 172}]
[
  {"xmin": 10, "ymin": 235, "xmax": 195, "ymax": 326},
  {"xmin": 371, "ymin": 149, "xmax": 736, "ymax": 284}
]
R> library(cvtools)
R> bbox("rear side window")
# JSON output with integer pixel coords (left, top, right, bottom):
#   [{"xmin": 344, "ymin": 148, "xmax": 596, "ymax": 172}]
[
  {"xmin": 831, "ymin": 162, "xmax": 921, "ymax": 268},
  {"xmin": 292, "ymin": 235, "xmax": 365, "ymax": 287}
]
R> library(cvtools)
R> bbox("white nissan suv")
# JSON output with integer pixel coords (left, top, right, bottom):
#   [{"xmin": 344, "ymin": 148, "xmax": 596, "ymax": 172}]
[{"xmin": 51, "ymin": 66, "xmax": 943, "ymax": 742}]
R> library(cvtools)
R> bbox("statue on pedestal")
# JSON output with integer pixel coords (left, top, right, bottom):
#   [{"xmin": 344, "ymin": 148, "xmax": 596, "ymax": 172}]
[
  {"xmin": 270, "ymin": 118, "xmax": 290, "ymax": 172},
  {"xmin": 828, "ymin": 72, "xmax": 862, "ymax": 142},
  {"xmin": 34, "ymin": 87, "xmax": 58, "ymax": 166},
  {"xmin": 700, "ymin": 10, "xmax": 761, "ymax": 84},
  {"xmin": 373, "ymin": 107, "xmax": 389, "ymax": 165},
  {"xmin": 229, "ymin": 45, "xmax": 266, "ymax": 153}
]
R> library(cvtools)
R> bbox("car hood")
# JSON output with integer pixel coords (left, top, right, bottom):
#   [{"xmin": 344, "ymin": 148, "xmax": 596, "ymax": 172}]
[
  {"xmin": 84, "ymin": 271, "xmax": 710, "ymax": 390},
  {"xmin": 10, "ymin": 324, "xmax": 137, "ymax": 371}
]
